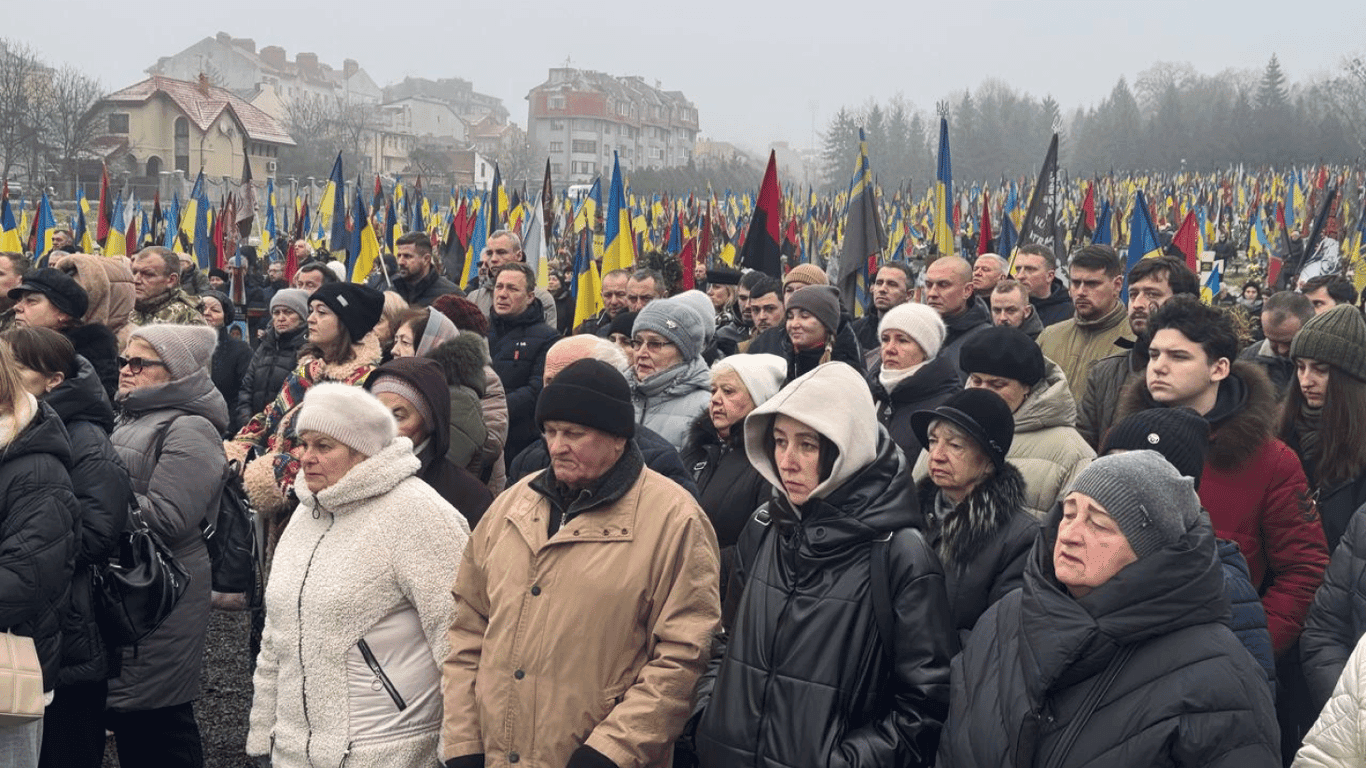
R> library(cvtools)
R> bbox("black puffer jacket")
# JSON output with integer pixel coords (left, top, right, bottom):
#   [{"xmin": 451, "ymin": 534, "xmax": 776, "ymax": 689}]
[
  {"xmin": 507, "ymin": 423, "xmax": 698, "ymax": 499},
  {"xmin": 392, "ymin": 268, "xmax": 462, "ymax": 307},
  {"xmin": 780, "ymin": 312, "xmax": 866, "ymax": 383},
  {"xmin": 868, "ymin": 354, "xmax": 962, "ymax": 460},
  {"xmin": 694, "ymin": 363, "xmax": 956, "ymax": 768},
  {"xmin": 936, "ymin": 509, "xmax": 1280, "ymax": 768},
  {"xmin": 1030, "ymin": 278, "xmax": 1075, "ymax": 327},
  {"xmin": 64, "ymin": 322, "xmax": 120, "ymax": 402},
  {"xmin": 1301, "ymin": 505, "xmax": 1366, "ymax": 711},
  {"xmin": 235, "ymin": 324, "xmax": 306, "ymax": 427},
  {"xmin": 489, "ymin": 301, "xmax": 561, "ymax": 462},
  {"xmin": 0, "ymin": 398, "xmax": 80, "ymax": 690},
  {"xmin": 916, "ymin": 465, "xmax": 1037, "ymax": 639},
  {"xmin": 680, "ymin": 414, "xmax": 772, "ymax": 613},
  {"xmin": 212, "ymin": 326, "xmax": 253, "ymax": 435},
  {"xmin": 43, "ymin": 356, "xmax": 131, "ymax": 686}
]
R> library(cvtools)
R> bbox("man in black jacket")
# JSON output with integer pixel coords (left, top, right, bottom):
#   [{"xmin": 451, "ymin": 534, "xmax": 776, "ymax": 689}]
[
  {"xmin": 392, "ymin": 231, "xmax": 462, "ymax": 307},
  {"xmin": 1013, "ymin": 243, "xmax": 1074, "ymax": 327},
  {"xmin": 489, "ymin": 262, "xmax": 561, "ymax": 467}
]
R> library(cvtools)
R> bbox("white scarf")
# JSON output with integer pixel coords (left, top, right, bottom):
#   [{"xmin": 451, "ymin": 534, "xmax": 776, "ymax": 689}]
[{"xmin": 878, "ymin": 360, "xmax": 928, "ymax": 391}]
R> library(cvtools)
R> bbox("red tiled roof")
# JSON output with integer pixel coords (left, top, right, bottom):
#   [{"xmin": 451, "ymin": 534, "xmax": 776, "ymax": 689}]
[{"xmin": 103, "ymin": 75, "xmax": 295, "ymax": 146}]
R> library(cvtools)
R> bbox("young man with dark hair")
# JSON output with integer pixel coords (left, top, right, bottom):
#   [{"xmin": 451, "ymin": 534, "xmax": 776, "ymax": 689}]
[
  {"xmin": 488, "ymin": 262, "xmax": 561, "ymax": 467},
  {"xmin": 738, "ymin": 277, "xmax": 785, "ymax": 354},
  {"xmin": 1240, "ymin": 290, "xmax": 1315, "ymax": 398},
  {"xmin": 1077, "ymin": 255, "xmax": 1198, "ymax": 448},
  {"xmin": 393, "ymin": 231, "xmax": 462, "ymax": 307},
  {"xmin": 1116, "ymin": 295, "xmax": 1328, "ymax": 660},
  {"xmin": 850, "ymin": 262, "xmax": 914, "ymax": 359},
  {"xmin": 1038, "ymin": 245, "xmax": 1132, "ymax": 402},
  {"xmin": 1012, "ymin": 244, "xmax": 1073, "ymax": 326},
  {"xmin": 1302, "ymin": 274, "xmax": 1357, "ymax": 314}
]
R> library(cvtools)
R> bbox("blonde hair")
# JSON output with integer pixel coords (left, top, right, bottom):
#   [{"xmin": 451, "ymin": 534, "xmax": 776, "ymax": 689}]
[{"xmin": 0, "ymin": 342, "xmax": 33, "ymax": 445}]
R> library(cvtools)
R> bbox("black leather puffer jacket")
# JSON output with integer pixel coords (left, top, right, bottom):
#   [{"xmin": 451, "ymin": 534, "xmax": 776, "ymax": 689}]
[{"xmin": 235, "ymin": 324, "xmax": 306, "ymax": 426}]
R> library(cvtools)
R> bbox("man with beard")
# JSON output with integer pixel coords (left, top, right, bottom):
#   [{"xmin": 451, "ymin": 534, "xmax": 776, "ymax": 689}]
[
  {"xmin": 391, "ymin": 231, "xmax": 461, "ymax": 307},
  {"xmin": 737, "ymin": 277, "xmax": 786, "ymax": 354},
  {"xmin": 1038, "ymin": 245, "xmax": 1133, "ymax": 402},
  {"xmin": 1077, "ymin": 255, "xmax": 1198, "ymax": 449}
]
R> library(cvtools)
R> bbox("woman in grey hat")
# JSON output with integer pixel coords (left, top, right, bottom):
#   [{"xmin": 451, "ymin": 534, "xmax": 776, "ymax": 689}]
[
  {"xmin": 234, "ymin": 288, "xmax": 310, "ymax": 429},
  {"xmin": 780, "ymin": 284, "xmax": 865, "ymax": 382},
  {"xmin": 107, "ymin": 324, "xmax": 228, "ymax": 767},
  {"xmin": 628, "ymin": 296, "xmax": 713, "ymax": 450},
  {"xmin": 937, "ymin": 452, "xmax": 1279, "ymax": 767}
]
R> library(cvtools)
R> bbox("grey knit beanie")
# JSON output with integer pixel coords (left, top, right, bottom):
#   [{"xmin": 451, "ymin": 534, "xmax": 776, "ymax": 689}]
[
  {"xmin": 633, "ymin": 296, "xmax": 705, "ymax": 362},
  {"xmin": 786, "ymin": 285, "xmax": 841, "ymax": 335},
  {"xmin": 270, "ymin": 288, "xmax": 310, "ymax": 321},
  {"xmin": 673, "ymin": 290, "xmax": 717, "ymax": 342},
  {"xmin": 129, "ymin": 324, "xmax": 218, "ymax": 380},
  {"xmin": 295, "ymin": 382, "xmax": 397, "ymax": 457},
  {"xmin": 1290, "ymin": 303, "xmax": 1366, "ymax": 381},
  {"xmin": 1067, "ymin": 451, "xmax": 1200, "ymax": 559}
]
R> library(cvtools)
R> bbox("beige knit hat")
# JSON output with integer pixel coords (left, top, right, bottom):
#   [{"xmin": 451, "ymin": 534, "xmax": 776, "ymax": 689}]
[
  {"xmin": 295, "ymin": 383, "xmax": 397, "ymax": 457},
  {"xmin": 783, "ymin": 264, "xmax": 829, "ymax": 290},
  {"xmin": 129, "ymin": 324, "xmax": 217, "ymax": 380}
]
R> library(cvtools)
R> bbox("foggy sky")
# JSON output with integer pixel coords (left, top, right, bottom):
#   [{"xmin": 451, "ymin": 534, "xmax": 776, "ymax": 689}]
[{"xmin": 12, "ymin": 0, "xmax": 1362, "ymax": 156}]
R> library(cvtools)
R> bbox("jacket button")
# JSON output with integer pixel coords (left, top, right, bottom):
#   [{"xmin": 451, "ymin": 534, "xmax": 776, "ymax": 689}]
[
  {"xmin": 509, "ymin": 752, "xmax": 520, "ymax": 763},
  {"xmin": 603, "ymin": 529, "xmax": 611, "ymax": 535},
  {"xmin": 530, "ymin": 585, "xmax": 541, "ymax": 596},
  {"xmin": 573, "ymin": 530, "xmax": 580, "ymax": 536},
  {"xmin": 814, "ymin": 527, "xmax": 826, "ymax": 539},
  {"xmin": 514, "ymin": 669, "xmax": 525, "ymax": 679},
  {"xmin": 621, "ymin": 528, "xmax": 628, "ymax": 535}
]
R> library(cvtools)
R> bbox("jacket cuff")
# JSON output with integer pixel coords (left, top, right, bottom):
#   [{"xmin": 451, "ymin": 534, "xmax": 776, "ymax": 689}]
[
  {"xmin": 445, "ymin": 756, "xmax": 483, "ymax": 768},
  {"xmin": 243, "ymin": 454, "xmax": 289, "ymax": 514},
  {"xmin": 566, "ymin": 744, "xmax": 618, "ymax": 768}
]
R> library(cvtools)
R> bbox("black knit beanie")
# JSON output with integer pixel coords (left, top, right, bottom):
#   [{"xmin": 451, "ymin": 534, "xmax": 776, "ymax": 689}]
[
  {"xmin": 1101, "ymin": 406, "xmax": 1209, "ymax": 489},
  {"xmin": 536, "ymin": 359, "xmax": 635, "ymax": 438},
  {"xmin": 309, "ymin": 282, "xmax": 384, "ymax": 343}
]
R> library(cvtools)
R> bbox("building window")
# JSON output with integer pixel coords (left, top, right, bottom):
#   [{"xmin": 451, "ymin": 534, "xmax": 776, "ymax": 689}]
[
  {"xmin": 574, "ymin": 118, "xmax": 596, "ymax": 131},
  {"xmin": 551, "ymin": 163, "xmax": 564, "ymax": 175},
  {"xmin": 550, "ymin": 120, "xmax": 565, "ymax": 131},
  {"xmin": 174, "ymin": 117, "xmax": 190, "ymax": 173},
  {"xmin": 549, "ymin": 95, "xmax": 566, "ymax": 110},
  {"xmin": 549, "ymin": 141, "xmax": 564, "ymax": 153},
  {"xmin": 571, "ymin": 140, "xmax": 596, "ymax": 154},
  {"xmin": 572, "ymin": 161, "xmax": 595, "ymax": 176},
  {"xmin": 107, "ymin": 113, "xmax": 129, "ymax": 134}
]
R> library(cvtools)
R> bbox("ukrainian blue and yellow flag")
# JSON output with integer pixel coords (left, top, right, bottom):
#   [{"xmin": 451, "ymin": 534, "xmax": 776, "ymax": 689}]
[
  {"xmin": 103, "ymin": 192, "xmax": 127, "ymax": 257},
  {"xmin": 933, "ymin": 117, "xmax": 954, "ymax": 257},
  {"xmin": 1124, "ymin": 190, "xmax": 1163, "ymax": 297},
  {"xmin": 0, "ymin": 194, "xmax": 21, "ymax": 253},
  {"xmin": 263, "ymin": 178, "xmax": 277, "ymax": 258},
  {"xmin": 180, "ymin": 170, "xmax": 204, "ymax": 249},
  {"xmin": 349, "ymin": 187, "xmax": 381, "ymax": 283},
  {"xmin": 571, "ymin": 230, "xmax": 602, "ymax": 329},
  {"xmin": 603, "ymin": 152, "xmax": 636, "ymax": 275}
]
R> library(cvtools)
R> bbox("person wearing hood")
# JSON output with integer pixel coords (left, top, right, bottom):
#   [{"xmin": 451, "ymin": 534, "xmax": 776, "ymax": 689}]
[
  {"xmin": 228, "ymin": 282, "xmax": 385, "ymax": 555},
  {"xmin": 366, "ymin": 357, "xmax": 493, "ymax": 526},
  {"xmin": 432, "ymin": 294, "xmax": 510, "ymax": 493},
  {"xmin": 691, "ymin": 362, "xmax": 956, "ymax": 768},
  {"xmin": 681, "ymin": 353, "xmax": 787, "ymax": 613},
  {"xmin": 54, "ymin": 251, "xmax": 137, "ymax": 351},
  {"xmin": 247, "ymin": 383, "xmax": 471, "ymax": 768},
  {"xmin": 390, "ymin": 314, "xmax": 490, "ymax": 480},
  {"xmin": 628, "ymin": 296, "xmax": 712, "ymax": 450},
  {"xmin": 107, "ymin": 324, "xmax": 228, "ymax": 767},
  {"xmin": 199, "ymin": 289, "xmax": 253, "ymax": 435},
  {"xmin": 780, "ymin": 284, "xmax": 866, "ymax": 382},
  {"xmin": 8, "ymin": 267, "xmax": 121, "ymax": 401},
  {"xmin": 919, "ymin": 326, "xmax": 1095, "ymax": 517},
  {"xmin": 235, "ymin": 288, "xmax": 309, "ymax": 428},
  {"xmin": 867, "ymin": 301, "xmax": 961, "ymax": 458},
  {"xmin": 911, "ymin": 389, "xmax": 1037, "ymax": 640},
  {"xmin": 3, "ymin": 327, "xmax": 131, "ymax": 767},
  {"xmin": 0, "ymin": 338, "xmax": 80, "ymax": 768},
  {"xmin": 488, "ymin": 263, "xmax": 561, "ymax": 468},
  {"xmin": 936, "ymin": 452, "xmax": 1280, "ymax": 767}
]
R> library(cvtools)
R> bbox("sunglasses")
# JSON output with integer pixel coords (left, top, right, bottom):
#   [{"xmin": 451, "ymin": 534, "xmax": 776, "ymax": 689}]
[{"xmin": 118, "ymin": 356, "xmax": 169, "ymax": 374}]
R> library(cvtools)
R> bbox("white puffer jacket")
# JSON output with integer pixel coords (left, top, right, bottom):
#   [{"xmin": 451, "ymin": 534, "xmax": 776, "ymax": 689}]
[
  {"xmin": 1296, "ymin": 632, "xmax": 1366, "ymax": 766},
  {"xmin": 247, "ymin": 438, "xmax": 471, "ymax": 768}
]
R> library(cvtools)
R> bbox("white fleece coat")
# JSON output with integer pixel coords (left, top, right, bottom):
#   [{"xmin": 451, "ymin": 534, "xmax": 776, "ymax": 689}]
[
  {"xmin": 247, "ymin": 438, "xmax": 471, "ymax": 768},
  {"xmin": 1297, "ymin": 632, "xmax": 1366, "ymax": 766}
]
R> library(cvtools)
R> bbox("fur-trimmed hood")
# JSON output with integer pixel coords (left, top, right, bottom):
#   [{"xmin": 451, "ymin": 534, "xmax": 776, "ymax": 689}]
[
  {"xmin": 917, "ymin": 460, "xmax": 1028, "ymax": 566},
  {"xmin": 54, "ymin": 252, "xmax": 136, "ymax": 344},
  {"xmin": 423, "ymin": 330, "xmax": 488, "ymax": 396},
  {"xmin": 1116, "ymin": 359, "xmax": 1276, "ymax": 472}
]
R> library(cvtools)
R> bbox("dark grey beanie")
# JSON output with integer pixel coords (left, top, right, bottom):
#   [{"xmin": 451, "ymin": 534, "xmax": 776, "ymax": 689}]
[{"xmin": 1067, "ymin": 451, "xmax": 1200, "ymax": 559}]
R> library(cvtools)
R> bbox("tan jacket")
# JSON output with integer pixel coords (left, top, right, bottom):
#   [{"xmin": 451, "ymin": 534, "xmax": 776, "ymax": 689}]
[
  {"xmin": 442, "ymin": 461, "xmax": 721, "ymax": 768},
  {"xmin": 1037, "ymin": 301, "xmax": 1133, "ymax": 402}
]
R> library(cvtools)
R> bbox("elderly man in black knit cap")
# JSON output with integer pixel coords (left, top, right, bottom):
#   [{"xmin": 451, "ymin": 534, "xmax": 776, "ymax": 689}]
[{"xmin": 442, "ymin": 358, "xmax": 720, "ymax": 768}]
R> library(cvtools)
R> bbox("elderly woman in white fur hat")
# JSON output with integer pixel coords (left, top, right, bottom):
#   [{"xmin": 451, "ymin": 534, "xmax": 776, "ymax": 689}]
[{"xmin": 246, "ymin": 383, "xmax": 470, "ymax": 768}]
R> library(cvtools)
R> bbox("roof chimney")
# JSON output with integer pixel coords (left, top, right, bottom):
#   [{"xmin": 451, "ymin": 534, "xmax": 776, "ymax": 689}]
[
  {"xmin": 297, "ymin": 52, "xmax": 318, "ymax": 71},
  {"xmin": 197, "ymin": 73, "xmax": 211, "ymax": 94},
  {"xmin": 233, "ymin": 37, "xmax": 256, "ymax": 53},
  {"xmin": 260, "ymin": 46, "xmax": 286, "ymax": 69},
  {"xmin": 216, "ymin": 31, "xmax": 231, "ymax": 44}
]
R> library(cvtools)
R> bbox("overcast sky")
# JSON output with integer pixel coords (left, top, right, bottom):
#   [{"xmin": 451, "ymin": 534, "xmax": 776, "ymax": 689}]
[{"xmin": 9, "ymin": 0, "xmax": 1362, "ymax": 154}]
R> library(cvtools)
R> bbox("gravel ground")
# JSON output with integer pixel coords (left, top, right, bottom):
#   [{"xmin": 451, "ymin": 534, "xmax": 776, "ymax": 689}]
[{"xmin": 102, "ymin": 609, "xmax": 258, "ymax": 768}]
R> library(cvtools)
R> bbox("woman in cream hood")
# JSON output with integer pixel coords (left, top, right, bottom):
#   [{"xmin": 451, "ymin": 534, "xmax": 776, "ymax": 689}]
[{"xmin": 690, "ymin": 362, "xmax": 956, "ymax": 768}]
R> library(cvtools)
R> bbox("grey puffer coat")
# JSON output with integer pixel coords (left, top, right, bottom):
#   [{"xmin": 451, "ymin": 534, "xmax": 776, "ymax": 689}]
[
  {"xmin": 109, "ymin": 368, "xmax": 228, "ymax": 712},
  {"xmin": 630, "ymin": 357, "xmax": 711, "ymax": 451}
]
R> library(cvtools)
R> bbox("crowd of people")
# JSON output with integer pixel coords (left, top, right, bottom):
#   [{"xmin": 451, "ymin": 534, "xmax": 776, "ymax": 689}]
[{"xmin": 6, "ymin": 224, "xmax": 1366, "ymax": 768}]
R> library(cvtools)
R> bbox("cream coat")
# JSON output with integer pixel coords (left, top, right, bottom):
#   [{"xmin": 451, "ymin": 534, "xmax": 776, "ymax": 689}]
[
  {"xmin": 1296, "ymin": 632, "xmax": 1366, "ymax": 766},
  {"xmin": 441, "ymin": 465, "xmax": 721, "ymax": 768},
  {"xmin": 247, "ymin": 439, "xmax": 471, "ymax": 768}
]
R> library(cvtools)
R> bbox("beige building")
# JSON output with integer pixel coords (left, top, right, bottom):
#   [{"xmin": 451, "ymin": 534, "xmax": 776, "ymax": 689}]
[{"xmin": 91, "ymin": 75, "xmax": 295, "ymax": 180}]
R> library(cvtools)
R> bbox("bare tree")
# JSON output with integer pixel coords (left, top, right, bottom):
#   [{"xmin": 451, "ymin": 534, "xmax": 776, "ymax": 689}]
[
  {"xmin": 1324, "ymin": 54, "xmax": 1366, "ymax": 154},
  {"xmin": 40, "ymin": 64, "xmax": 104, "ymax": 189},
  {"xmin": 0, "ymin": 38, "xmax": 46, "ymax": 183}
]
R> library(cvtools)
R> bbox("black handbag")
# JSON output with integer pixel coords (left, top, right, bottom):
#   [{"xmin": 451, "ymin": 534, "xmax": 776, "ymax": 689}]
[
  {"xmin": 93, "ymin": 502, "xmax": 191, "ymax": 647},
  {"xmin": 205, "ymin": 460, "xmax": 260, "ymax": 600}
]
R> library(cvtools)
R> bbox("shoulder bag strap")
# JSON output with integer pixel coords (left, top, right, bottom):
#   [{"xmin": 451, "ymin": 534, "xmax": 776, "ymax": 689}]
[
  {"xmin": 869, "ymin": 532, "xmax": 896, "ymax": 661},
  {"xmin": 1041, "ymin": 643, "xmax": 1137, "ymax": 768}
]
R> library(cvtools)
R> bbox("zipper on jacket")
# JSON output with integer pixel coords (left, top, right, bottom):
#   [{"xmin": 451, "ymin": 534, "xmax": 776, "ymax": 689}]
[
  {"xmin": 298, "ymin": 504, "xmax": 335, "ymax": 766},
  {"xmin": 356, "ymin": 639, "xmax": 408, "ymax": 711}
]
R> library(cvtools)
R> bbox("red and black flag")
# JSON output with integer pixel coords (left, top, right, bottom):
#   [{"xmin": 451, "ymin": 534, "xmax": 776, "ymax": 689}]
[{"xmin": 740, "ymin": 151, "xmax": 782, "ymax": 279}]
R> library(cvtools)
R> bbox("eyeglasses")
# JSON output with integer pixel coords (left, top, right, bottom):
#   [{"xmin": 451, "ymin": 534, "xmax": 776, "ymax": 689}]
[
  {"xmin": 630, "ymin": 337, "xmax": 674, "ymax": 352},
  {"xmin": 118, "ymin": 356, "xmax": 169, "ymax": 374}
]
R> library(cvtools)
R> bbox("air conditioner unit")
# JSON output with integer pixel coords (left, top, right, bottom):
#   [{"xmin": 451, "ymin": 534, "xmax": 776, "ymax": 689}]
[{"xmin": 266, "ymin": 160, "xmax": 277, "ymax": 174}]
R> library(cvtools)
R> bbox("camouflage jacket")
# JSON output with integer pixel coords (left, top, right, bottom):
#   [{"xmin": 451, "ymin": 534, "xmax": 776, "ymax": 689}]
[{"xmin": 132, "ymin": 288, "xmax": 207, "ymax": 326}]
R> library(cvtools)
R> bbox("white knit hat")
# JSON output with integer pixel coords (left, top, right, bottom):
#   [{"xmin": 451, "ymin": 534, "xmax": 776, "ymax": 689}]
[
  {"xmin": 129, "ymin": 324, "xmax": 218, "ymax": 380},
  {"xmin": 879, "ymin": 302, "xmax": 946, "ymax": 360},
  {"xmin": 713, "ymin": 353, "xmax": 787, "ymax": 407},
  {"xmin": 295, "ymin": 383, "xmax": 397, "ymax": 457}
]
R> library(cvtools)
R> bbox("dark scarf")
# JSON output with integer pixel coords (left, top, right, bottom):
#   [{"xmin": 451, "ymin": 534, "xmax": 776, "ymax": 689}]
[{"xmin": 1294, "ymin": 400, "xmax": 1324, "ymax": 483}]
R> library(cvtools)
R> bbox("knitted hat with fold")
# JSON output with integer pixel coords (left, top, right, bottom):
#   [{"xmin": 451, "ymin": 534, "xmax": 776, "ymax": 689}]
[
  {"xmin": 128, "ymin": 324, "xmax": 218, "ymax": 380},
  {"xmin": 1290, "ymin": 303, "xmax": 1366, "ymax": 381}
]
